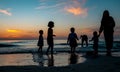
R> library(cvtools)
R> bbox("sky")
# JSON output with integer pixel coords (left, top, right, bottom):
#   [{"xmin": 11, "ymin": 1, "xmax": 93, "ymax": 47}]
[{"xmin": 0, "ymin": 0, "xmax": 120, "ymax": 40}]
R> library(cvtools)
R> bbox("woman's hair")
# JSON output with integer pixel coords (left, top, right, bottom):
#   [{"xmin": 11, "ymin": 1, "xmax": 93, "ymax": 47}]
[{"xmin": 103, "ymin": 10, "xmax": 109, "ymax": 18}]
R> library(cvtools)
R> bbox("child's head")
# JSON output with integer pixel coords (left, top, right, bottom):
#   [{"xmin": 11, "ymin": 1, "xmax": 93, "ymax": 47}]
[
  {"xmin": 39, "ymin": 30, "xmax": 43, "ymax": 35},
  {"xmin": 93, "ymin": 31, "xmax": 97, "ymax": 36},
  {"xmin": 70, "ymin": 27, "xmax": 75, "ymax": 33},
  {"xmin": 48, "ymin": 21, "xmax": 54, "ymax": 28}
]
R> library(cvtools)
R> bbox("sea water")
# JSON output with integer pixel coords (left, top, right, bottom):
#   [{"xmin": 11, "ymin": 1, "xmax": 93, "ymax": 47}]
[
  {"xmin": 0, "ymin": 39, "xmax": 120, "ymax": 53},
  {"xmin": 0, "ymin": 39, "xmax": 120, "ymax": 66}
]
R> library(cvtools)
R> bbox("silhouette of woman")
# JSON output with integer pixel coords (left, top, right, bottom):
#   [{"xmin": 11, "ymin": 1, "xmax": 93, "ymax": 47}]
[{"xmin": 99, "ymin": 10, "xmax": 115, "ymax": 56}]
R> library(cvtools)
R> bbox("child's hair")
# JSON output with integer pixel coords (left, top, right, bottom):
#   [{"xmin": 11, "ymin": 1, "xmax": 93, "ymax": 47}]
[
  {"xmin": 39, "ymin": 30, "xmax": 43, "ymax": 34},
  {"xmin": 70, "ymin": 27, "xmax": 75, "ymax": 33},
  {"xmin": 48, "ymin": 21, "xmax": 54, "ymax": 27},
  {"xmin": 93, "ymin": 31, "xmax": 97, "ymax": 36}
]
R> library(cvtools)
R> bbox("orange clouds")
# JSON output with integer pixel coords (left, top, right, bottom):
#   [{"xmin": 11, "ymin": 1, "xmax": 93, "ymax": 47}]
[
  {"xmin": 64, "ymin": 0, "xmax": 88, "ymax": 16},
  {"xmin": 0, "ymin": 9, "xmax": 12, "ymax": 16},
  {"xmin": 36, "ymin": 0, "xmax": 88, "ymax": 16},
  {"xmin": 64, "ymin": 7, "xmax": 87, "ymax": 16}
]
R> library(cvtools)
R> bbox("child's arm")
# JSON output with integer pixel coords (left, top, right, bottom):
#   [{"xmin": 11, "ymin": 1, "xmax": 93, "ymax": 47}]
[
  {"xmin": 98, "ymin": 34, "xmax": 100, "ymax": 37},
  {"xmin": 67, "ymin": 34, "xmax": 70, "ymax": 44},
  {"xmin": 89, "ymin": 37, "xmax": 93, "ymax": 42},
  {"xmin": 53, "ymin": 34, "xmax": 56, "ymax": 37},
  {"xmin": 76, "ymin": 34, "xmax": 79, "ymax": 40}
]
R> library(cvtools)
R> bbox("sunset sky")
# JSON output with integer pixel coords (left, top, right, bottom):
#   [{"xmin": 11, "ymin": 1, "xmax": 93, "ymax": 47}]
[{"xmin": 0, "ymin": 0, "xmax": 120, "ymax": 40}]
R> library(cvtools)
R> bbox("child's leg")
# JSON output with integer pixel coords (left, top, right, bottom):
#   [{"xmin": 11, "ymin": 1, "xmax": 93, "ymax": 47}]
[
  {"xmin": 81, "ymin": 40, "xmax": 84, "ymax": 47},
  {"xmin": 86, "ymin": 40, "xmax": 88, "ymax": 47},
  {"xmin": 46, "ymin": 46, "xmax": 50, "ymax": 54},
  {"xmin": 96, "ymin": 48, "xmax": 98, "ymax": 55},
  {"xmin": 38, "ymin": 46, "xmax": 42, "ymax": 53},
  {"xmin": 40, "ymin": 46, "xmax": 43, "ymax": 53},
  {"xmin": 51, "ymin": 45, "xmax": 53, "ymax": 54},
  {"xmin": 94, "ymin": 46, "xmax": 98, "ymax": 56},
  {"xmin": 93, "ymin": 46, "xmax": 96, "ymax": 55},
  {"xmin": 71, "ymin": 47, "xmax": 73, "ymax": 53},
  {"xmin": 38, "ymin": 46, "xmax": 40, "ymax": 52},
  {"xmin": 73, "ymin": 47, "xmax": 76, "ymax": 53}
]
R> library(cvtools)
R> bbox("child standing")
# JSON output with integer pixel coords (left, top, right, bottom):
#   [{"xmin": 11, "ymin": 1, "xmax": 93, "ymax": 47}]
[
  {"xmin": 46, "ymin": 21, "xmax": 56, "ymax": 54},
  {"xmin": 90, "ymin": 31, "xmax": 99, "ymax": 57},
  {"xmin": 67, "ymin": 27, "xmax": 79, "ymax": 53},
  {"xmin": 37, "ymin": 30, "xmax": 44, "ymax": 53}
]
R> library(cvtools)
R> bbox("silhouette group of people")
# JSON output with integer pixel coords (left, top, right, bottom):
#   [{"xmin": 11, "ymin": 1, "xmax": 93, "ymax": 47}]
[{"xmin": 37, "ymin": 10, "xmax": 115, "ymax": 57}]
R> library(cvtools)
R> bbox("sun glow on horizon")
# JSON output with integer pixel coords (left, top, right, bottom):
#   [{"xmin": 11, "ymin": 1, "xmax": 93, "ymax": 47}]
[{"xmin": 7, "ymin": 29, "xmax": 20, "ymax": 33}]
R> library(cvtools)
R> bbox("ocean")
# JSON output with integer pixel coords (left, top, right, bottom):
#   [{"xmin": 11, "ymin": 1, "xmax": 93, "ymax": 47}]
[
  {"xmin": 0, "ymin": 39, "xmax": 120, "ymax": 66},
  {"xmin": 0, "ymin": 39, "xmax": 120, "ymax": 54}
]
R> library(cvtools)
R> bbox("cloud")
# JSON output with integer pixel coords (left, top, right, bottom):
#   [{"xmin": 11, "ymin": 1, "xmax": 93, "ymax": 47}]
[
  {"xmin": 64, "ymin": 0, "xmax": 88, "ymax": 16},
  {"xmin": 36, "ymin": 3, "xmax": 65, "ymax": 10},
  {"xmin": 36, "ymin": 0, "xmax": 88, "ymax": 16},
  {"xmin": 64, "ymin": 6, "xmax": 87, "ymax": 16},
  {"xmin": 0, "ymin": 9, "xmax": 12, "ymax": 16}
]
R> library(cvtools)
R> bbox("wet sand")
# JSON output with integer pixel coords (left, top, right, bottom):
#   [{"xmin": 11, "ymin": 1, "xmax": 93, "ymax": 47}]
[
  {"xmin": 0, "ymin": 52, "xmax": 86, "ymax": 66},
  {"xmin": 0, "ymin": 52, "xmax": 120, "ymax": 72}
]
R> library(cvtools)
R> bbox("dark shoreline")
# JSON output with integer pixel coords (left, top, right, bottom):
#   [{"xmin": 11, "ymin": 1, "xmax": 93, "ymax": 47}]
[{"xmin": 0, "ymin": 49, "xmax": 119, "ymax": 55}]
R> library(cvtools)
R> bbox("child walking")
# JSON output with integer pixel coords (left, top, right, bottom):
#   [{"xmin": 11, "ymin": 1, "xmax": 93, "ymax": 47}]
[
  {"xmin": 46, "ymin": 21, "xmax": 56, "ymax": 54},
  {"xmin": 37, "ymin": 30, "xmax": 44, "ymax": 53},
  {"xmin": 90, "ymin": 31, "xmax": 99, "ymax": 57},
  {"xmin": 67, "ymin": 27, "xmax": 79, "ymax": 53}
]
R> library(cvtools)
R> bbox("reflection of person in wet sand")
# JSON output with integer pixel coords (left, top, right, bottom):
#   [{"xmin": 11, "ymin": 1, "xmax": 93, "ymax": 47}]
[
  {"xmin": 69, "ymin": 53, "xmax": 78, "ymax": 64},
  {"xmin": 47, "ymin": 54, "xmax": 54, "ymax": 67},
  {"xmin": 99, "ymin": 10, "xmax": 115, "ymax": 56},
  {"xmin": 32, "ymin": 53, "xmax": 44, "ymax": 66},
  {"xmin": 38, "ymin": 53, "xmax": 44, "ymax": 66}
]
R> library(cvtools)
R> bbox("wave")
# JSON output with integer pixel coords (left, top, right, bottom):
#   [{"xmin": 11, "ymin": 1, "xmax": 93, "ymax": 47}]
[{"xmin": 0, "ymin": 43, "xmax": 17, "ymax": 47}]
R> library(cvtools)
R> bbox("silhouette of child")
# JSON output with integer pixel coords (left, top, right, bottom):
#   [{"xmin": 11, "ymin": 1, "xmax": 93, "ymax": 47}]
[
  {"xmin": 67, "ymin": 27, "xmax": 79, "ymax": 53},
  {"xmin": 80, "ymin": 35, "xmax": 88, "ymax": 47},
  {"xmin": 90, "ymin": 31, "xmax": 99, "ymax": 57},
  {"xmin": 37, "ymin": 30, "xmax": 44, "ymax": 53},
  {"xmin": 46, "ymin": 21, "xmax": 56, "ymax": 54}
]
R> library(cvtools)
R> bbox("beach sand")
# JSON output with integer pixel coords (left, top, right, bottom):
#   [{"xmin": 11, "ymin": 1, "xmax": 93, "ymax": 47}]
[{"xmin": 0, "ymin": 52, "xmax": 120, "ymax": 72}]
